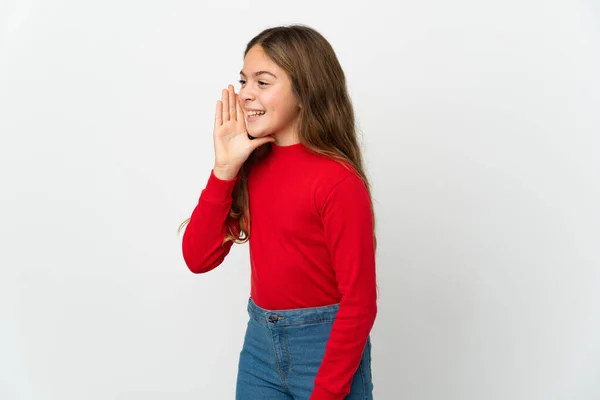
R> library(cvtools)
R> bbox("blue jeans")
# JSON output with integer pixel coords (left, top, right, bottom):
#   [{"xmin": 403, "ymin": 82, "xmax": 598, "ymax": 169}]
[{"xmin": 235, "ymin": 297, "xmax": 373, "ymax": 399}]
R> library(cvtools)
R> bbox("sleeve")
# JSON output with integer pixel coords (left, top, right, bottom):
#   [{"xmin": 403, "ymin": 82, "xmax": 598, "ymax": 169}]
[
  {"xmin": 310, "ymin": 173, "xmax": 378, "ymax": 400},
  {"xmin": 181, "ymin": 169, "xmax": 241, "ymax": 273}
]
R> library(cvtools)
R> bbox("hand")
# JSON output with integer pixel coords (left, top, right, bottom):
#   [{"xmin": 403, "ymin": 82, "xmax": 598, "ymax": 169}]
[{"xmin": 212, "ymin": 85, "xmax": 275, "ymax": 179}]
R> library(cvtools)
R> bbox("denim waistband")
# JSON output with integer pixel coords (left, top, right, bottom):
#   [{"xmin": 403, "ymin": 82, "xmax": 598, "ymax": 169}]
[{"xmin": 247, "ymin": 297, "xmax": 340, "ymax": 327}]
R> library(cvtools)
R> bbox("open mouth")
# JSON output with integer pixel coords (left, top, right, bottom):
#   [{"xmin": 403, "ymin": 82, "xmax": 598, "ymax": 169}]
[{"xmin": 246, "ymin": 110, "xmax": 265, "ymax": 122}]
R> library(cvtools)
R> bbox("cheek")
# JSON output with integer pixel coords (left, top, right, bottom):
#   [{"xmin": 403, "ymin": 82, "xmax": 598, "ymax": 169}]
[
  {"xmin": 261, "ymin": 92, "xmax": 278, "ymax": 112},
  {"xmin": 266, "ymin": 91, "xmax": 297, "ymax": 117}
]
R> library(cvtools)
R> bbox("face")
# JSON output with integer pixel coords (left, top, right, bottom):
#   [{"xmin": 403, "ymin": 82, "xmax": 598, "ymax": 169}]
[{"xmin": 239, "ymin": 45, "xmax": 301, "ymax": 145}]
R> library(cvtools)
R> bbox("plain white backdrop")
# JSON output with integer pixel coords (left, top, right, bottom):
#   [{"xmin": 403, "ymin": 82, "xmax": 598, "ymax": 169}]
[{"xmin": 1, "ymin": 1, "xmax": 599, "ymax": 399}]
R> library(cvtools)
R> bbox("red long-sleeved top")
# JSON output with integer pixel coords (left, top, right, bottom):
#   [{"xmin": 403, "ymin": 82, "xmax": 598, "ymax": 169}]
[{"xmin": 182, "ymin": 142, "xmax": 377, "ymax": 399}]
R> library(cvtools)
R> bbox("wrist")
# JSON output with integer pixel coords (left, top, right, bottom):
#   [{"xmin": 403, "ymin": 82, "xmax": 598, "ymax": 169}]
[{"xmin": 213, "ymin": 165, "xmax": 239, "ymax": 181}]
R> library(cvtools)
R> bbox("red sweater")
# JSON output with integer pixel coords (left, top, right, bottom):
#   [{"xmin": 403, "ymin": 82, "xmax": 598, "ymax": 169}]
[{"xmin": 182, "ymin": 142, "xmax": 377, "ymax": 399}]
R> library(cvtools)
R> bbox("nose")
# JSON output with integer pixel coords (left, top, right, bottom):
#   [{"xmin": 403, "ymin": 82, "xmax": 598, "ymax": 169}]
[{"xmin": 239, "ymin": 84, "xmax": 256, "ymax": 103}]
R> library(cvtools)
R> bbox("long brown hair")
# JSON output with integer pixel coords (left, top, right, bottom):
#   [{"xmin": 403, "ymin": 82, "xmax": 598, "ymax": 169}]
[{"xmin": 178, "ymin": 24, "xmax": 377, "ymax": 250}]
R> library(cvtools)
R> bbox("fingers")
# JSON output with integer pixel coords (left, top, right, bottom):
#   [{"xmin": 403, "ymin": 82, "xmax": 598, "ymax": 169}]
[
  {"xmin": 214, "ymin": 100, "xmax": 222, "ymax": 128},
  {"xmin": 228, "ymin": 85, "xmax": 236, "ymax": 120},
  {"xmin": 235, "ymin": 93, "xmax": 244, "ymax": 123},
  {"xmin": 215, "ymin": 85, "xmax": 239, "ymax": 129},
  {"xmin": 222, "ymin": 88, "xmax": 230, "ymax": 121}
]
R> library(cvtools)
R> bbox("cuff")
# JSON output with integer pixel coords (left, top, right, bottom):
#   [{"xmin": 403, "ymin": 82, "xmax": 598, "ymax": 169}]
[
  {"xmin": 310, "ymin": 386, "xmax": 341, "ymax": 400},
  {"xmin": 200, "ymin": 169, "xmax": 239, "ymax": 203}
]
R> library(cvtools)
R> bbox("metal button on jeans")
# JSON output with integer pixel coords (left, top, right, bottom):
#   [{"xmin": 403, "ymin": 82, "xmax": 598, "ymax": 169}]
[{"xmin": 268, "ymin": 314, "xmax": 279, "ymax": 323}]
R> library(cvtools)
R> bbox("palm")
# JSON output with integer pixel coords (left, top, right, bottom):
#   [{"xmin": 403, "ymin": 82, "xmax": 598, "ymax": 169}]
[
  {"xmin": 215, "ymin": 128, "xmax": 252, "ymax": 167},
  {"xmin": 212, "ymin": 85, "xmax": 273, "ymax": 169}
]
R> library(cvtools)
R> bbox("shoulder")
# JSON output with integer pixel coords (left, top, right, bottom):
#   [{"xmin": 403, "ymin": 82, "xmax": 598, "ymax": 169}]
[
  {"xmin": 307, "ymin": 152, "xmax": 362, "ymax": 187},
  {"xmin": 309, "ymin": 155, "xmax": 369, "ymax": 214}
]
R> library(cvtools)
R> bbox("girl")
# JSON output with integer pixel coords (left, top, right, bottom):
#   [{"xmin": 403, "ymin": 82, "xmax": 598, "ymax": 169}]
[{"xmin": 179, "ymin": 25, "xmax": 378, "ymax": 400}]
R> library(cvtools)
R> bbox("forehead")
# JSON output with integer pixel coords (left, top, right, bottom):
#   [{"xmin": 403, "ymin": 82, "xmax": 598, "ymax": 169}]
[{"xmin": 241, "ymin": 45, "xmax": 282, "ymax": 77}]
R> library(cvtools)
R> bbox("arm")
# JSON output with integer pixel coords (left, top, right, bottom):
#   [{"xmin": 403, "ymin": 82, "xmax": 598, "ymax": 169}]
[
  {"xmin": 311, "ymin": 173, "xmax": 378, "ymax": 400},
  {"xmin": 181, "ymin": 169, "xmax": 241, "ymax": 273}
]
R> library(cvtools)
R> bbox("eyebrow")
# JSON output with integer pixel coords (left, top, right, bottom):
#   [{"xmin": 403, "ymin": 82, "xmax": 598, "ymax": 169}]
[{"xmin": 239, "ymin": 70, "xmax": 278, "ymax": 79}]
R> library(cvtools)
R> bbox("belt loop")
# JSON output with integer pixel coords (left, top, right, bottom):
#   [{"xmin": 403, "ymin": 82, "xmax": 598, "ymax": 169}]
[{"xmin": 268, "ymin": 314, "xmax": 285, "ymax": 323}]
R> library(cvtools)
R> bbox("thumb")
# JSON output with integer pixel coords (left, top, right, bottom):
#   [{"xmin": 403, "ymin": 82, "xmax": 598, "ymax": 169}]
[{"xmin": 249, "ymin": 135, "xmax": 276, "ymax": 150}]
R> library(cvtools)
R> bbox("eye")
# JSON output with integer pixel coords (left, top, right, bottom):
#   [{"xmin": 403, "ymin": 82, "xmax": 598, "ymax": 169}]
[{"xmin": 237, "ymin": 79, "xmax": 269, "ymax": 87}]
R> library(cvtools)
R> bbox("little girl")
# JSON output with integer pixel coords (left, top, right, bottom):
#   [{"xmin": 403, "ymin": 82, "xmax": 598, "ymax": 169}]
[{"xmin": 180, "ymin": 24, "xmax": 378, "ymax": 400}]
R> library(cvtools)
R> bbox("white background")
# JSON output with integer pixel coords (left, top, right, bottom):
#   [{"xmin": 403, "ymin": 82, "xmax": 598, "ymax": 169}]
[{"xmin": 1, "ymin": 1, "xmax": 599, "ymax": 399}]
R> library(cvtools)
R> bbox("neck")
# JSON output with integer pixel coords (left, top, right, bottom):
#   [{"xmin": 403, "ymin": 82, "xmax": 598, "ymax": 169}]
[
  {"xmin": 274, "ymin": 136, "xmax": 300, "ymax": 146},
  {"xmin": 272, "ymin": 119, "xmax": 300, "ymax": 146}
]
